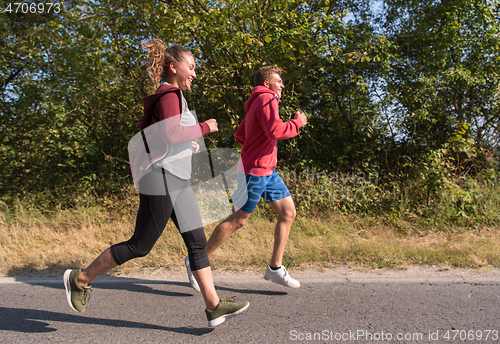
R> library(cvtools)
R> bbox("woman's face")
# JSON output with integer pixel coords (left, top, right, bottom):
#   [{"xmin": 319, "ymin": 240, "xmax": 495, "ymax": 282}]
[{"xmin": 170, "ymin": 53, "xmax": 196, "ymax": 90}]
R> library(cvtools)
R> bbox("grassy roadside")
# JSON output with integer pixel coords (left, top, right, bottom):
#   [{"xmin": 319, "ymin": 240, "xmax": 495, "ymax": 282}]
[{"xmin": 1, "ymin": 200, "xmax": 499, "ymax": 277}]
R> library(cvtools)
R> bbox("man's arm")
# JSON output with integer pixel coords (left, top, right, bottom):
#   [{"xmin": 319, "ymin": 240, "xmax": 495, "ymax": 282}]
[
  {"xmin": 259, "ymin": 94, "xmax": 305, "ymax": 140},
  {"xmin": 235, "ymin": 118, "xmax": 246, "ymax": 146}
]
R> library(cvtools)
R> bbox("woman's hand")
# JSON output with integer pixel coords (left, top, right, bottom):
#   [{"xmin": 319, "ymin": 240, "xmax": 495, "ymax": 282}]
[
  {"xmin": 192, "ymin": 141, "xmax": 200, "ymax": 153},
  {"xmin": 204, "ymin": 119, "xmax": 218, "ymax": 133}
]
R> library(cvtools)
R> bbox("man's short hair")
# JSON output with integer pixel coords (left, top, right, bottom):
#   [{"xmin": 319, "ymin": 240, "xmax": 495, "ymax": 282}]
[{"xmin": 254, "ymin": 66, "xmax": 282, "ymax": 86}]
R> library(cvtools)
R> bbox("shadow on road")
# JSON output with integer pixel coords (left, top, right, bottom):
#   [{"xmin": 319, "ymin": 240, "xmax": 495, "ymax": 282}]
[
  {"xmin": 215, "ymin": 284, "xmax": 288, "ymax": 296},
  {"xmin": 0, "ymin": 307, "xmax": 213, "ymax": 335},
  {"xmin": 11, "ymin": 275, "xmax": 288, "ymax": 297}
]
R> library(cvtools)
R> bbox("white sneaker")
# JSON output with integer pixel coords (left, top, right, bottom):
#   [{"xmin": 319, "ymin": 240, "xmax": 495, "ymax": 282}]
[
  {"xmin": 184, "ymin": 256, "xmax": 200, "ymax": 292},
  {"xmin": 264, "ymin": 265, "xmax": 300, "ymax": 288}
]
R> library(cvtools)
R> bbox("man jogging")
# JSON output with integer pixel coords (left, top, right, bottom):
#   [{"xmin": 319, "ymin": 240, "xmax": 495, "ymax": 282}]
[{"xmin": 185, "ymin": 66, "xmax": 307, "ymax": 290}]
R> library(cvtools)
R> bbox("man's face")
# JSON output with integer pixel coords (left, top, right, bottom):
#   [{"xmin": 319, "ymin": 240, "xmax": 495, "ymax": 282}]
[{"xmin": 264, "ymin": 73, "xmax": 284, "ymax": 98}]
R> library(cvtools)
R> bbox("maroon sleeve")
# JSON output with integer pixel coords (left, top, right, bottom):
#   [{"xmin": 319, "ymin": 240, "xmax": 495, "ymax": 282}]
[
  {"xmin": 199, "ymin": 122, "xmax": 210, "ymax": 136},
  {"xmin": 156, "ymin": 92, "xmax": 182, "ymax": 120},
  {"xmin": 155, "ymin": 93, "xmax": 208, "ymax": 145}
]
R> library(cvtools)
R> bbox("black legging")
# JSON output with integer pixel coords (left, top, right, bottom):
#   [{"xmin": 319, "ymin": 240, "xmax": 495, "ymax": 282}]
[{"xmin": 110, "ymin": 167, "xmax": 210, "ymax": 271}]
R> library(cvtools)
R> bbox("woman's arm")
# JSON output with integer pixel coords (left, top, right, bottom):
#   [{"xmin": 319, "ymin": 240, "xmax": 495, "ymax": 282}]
[{"xmin": 156, "ymin": 92, "xmax": 210, "ymax": 145}]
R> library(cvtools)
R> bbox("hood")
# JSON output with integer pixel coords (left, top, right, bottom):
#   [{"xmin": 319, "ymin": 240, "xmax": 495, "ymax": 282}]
[
  {"xmin": 139, "ymin": 84, "xmax": 182, "ymax": 130},
  {"xmin": 244, "ymin": 85, "xmax": 278, "ymax": 112}
]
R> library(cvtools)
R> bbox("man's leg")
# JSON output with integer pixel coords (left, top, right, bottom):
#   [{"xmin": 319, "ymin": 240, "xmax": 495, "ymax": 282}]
[
  {"xmin": 206, "ymin": 209, "xmax": 252, "ymax": 257},
  {"xmin": 185, "ymin": 172, "xmax": 262, "ymax": 291},
  {"xmin": 266, "ymin": 196, "xmax": 296, "ymax": 268},
  {"xmin": 263, "ymin": 195, "xmax": 300, "ymax": 288}
]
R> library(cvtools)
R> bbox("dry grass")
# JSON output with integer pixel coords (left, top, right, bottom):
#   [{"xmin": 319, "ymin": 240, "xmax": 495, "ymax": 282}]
[{"xmin": 0, "ymin": 204, "xmax": 499, "ymax": 277}]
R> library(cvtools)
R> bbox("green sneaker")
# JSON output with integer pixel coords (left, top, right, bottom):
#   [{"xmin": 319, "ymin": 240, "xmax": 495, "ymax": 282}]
[
  {"xmin": 63, "ymin": 269, "xmax": 92, "ymax": 312},
  {"xmin": 205, "ymin": 297, "xmax": 249, "ymax": 327}
]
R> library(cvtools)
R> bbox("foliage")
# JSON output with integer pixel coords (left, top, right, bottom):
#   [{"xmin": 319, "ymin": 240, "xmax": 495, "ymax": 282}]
[
  {"xmin": 377, "ymin": 0, "xmax": 500, "ymax": 174},
  {"xmin": 0, "ymin": 0, "xmax": 152, "ymax": 206},
  {"xmin": 0, "ymin": 0, "xmax": 498, "ymax": 228}
]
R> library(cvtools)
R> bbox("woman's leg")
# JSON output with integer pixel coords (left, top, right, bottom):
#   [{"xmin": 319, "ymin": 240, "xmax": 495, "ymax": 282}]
[
  {"xmin": 77, "ymin": 248, "xmax": 117, "ymax": 287},
  {"xmin": 192, "ymin": 267, "xmax": 219, "ymax": 310},
  {"xmin": 175, "ymin": 218, "xmax": 219, "ymax": 310},
  {"xmin": 79, "ymin": 169, "xmax": 174, "ymax": 286},
  {"xmin": 172, "ymin": 182, "xmax": 249, "ymax": 325},
  {"xmin": 171, "ymin": 182, "xmax": 220, "ymax": 310}
]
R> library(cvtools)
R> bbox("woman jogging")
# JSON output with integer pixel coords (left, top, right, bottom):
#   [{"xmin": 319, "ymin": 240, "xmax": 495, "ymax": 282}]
[{"xmin": 63, "ymin": 39, "xmax": 249, "ymax": 327}]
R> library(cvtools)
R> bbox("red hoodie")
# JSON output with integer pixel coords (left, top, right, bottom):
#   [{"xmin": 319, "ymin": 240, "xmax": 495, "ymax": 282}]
[{"xmin": 235, "ymin": 85, "xmax": 303, "ymax": 176}]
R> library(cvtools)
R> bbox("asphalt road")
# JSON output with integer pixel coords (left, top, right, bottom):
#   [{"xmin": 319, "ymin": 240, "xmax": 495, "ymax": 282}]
[{"xmin": 1, "ymin": 266, "xmax": 499, "ymax": 343}]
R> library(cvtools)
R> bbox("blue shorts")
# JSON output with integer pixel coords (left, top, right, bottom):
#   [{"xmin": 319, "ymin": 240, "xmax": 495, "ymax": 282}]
[{"xmin": 230, "ymin": 169, "xmax": 291, "ymax": 213}]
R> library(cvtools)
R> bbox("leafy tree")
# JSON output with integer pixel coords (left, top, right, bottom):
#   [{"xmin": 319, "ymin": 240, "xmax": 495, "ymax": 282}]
[
  {"xmin": 1, "ymin": 0, "xmax": 497, "ymax": 221},
  {"xmin": 0, "ymin": 0, "xmax": 388, "ymax": 204},
  {"xmin": 0, "ymin": 1, "xmax": 157, "ymax": 204},
  {"xmin": 160, "ymin": 0, "xmax": 385, "ymax": 173},
  {"xmin": 379, "ymin": 0, "xmax": 500, "ymax": 159}
]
